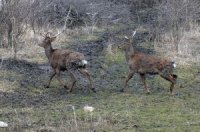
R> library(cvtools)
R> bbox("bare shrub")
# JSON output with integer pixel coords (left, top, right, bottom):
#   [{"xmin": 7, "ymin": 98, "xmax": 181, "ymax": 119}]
[{"xmin": 156, "ymin": 0, "xmax": 200, "ymax": 51}]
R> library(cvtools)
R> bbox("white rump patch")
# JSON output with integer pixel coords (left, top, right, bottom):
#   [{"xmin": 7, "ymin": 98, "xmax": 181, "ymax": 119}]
[
  {"xmin": 82, "ymin": 60, "xmax": 88, "ymax": 65},
  {"xmin": 173, "ymin": 63, "xmax": 177, "ymax": 68}
]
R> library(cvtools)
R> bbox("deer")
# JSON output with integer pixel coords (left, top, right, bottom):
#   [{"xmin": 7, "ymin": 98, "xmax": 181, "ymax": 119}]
[
  {"xmin": 39, "ymin": 32, "xmax": 96, "ymax": 93},
  {"xmin": 118, "ymin": 31, "xmax": 177, "ymax": 95}
]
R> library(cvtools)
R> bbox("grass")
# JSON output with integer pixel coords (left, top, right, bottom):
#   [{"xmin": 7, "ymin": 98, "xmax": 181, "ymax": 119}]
[
  {"xmin": 105, "ymin": 51, "xmax": 125, "ymax": 66},
  {"xmin": 0, "ymin": 26, "xmax": 200, "ymax": 132},
  {"xmin": 1, "ymin": 52, "xmax": 199, "ymax": 132}
]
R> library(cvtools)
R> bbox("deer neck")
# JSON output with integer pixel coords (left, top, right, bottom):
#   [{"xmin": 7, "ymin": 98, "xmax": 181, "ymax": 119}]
[
  {"xmin": 44, "ymin": 44, "xmax": 53, "ymax": 60},
  {"xmin": 125, "ymin": 43, "xmax": 135, "ymax": 61}
]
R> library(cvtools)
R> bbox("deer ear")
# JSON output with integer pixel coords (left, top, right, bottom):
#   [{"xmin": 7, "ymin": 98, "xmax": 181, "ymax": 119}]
[
  {"xmin": 132, "ymin": 31, "xmax": 136, "ymax": 38},
  {"xmin": 51, "ymin": 37, "xmax": 56, "ymax": 42}
]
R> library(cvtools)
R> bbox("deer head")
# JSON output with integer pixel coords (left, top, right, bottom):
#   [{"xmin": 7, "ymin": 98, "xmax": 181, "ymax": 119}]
[
  {"xmin": 118, "ymin": 31, "xmax": 137, "ymax": 61},
  {"xmin": 118, "ymin": 31, "xmax": 136, "ymax": 49},
  {"xmin": 39, "ymin": 32, "xmax": 56, "ymax": 48}
]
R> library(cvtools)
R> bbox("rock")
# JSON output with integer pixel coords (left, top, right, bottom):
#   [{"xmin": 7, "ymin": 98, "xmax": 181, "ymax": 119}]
[
  {"xmin": 0, "ymin": 121, "xmax": 8, "ymax": 128},
  {"xmin": 84, "ymin": 105, "xmax": 94, "ymax": 112}
]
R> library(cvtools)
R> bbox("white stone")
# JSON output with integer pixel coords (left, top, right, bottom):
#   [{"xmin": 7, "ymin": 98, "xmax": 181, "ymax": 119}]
[
  {"xmin": 0, "ymin": 121, "xmax": 8, "ymax": 128},
  {"xmin": 84, "ymin": 105, "xmax": 94, "ymax": 112}
]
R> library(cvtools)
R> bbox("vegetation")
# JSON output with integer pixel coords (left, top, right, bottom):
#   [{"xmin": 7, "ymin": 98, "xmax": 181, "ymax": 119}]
[{"xmin": 0, "ymin": 0, "xmax": 200, "ymax": 131}]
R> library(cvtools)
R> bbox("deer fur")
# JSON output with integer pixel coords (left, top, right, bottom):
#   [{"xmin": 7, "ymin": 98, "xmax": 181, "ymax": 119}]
[
  {"xmin": 118, "ymin": 31, "xmax": 177, "ymax": 94},
  {"xmin": 39, "ymin": 32, "xmax": 95, "ymax": 93}
]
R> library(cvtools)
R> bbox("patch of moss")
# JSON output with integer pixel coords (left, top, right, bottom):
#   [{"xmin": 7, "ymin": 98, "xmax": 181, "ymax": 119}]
[
  {"xmin": 105, "ymin": 51, "xmax": 125, "ymax": 65},
  {"xmin": 78, "ymin": 34, "xmax": 100, "ymax": 42}
]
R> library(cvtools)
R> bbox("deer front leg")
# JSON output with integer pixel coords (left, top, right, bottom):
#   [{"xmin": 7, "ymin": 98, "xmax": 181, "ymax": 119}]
[
  {"xmin": 169, "ymin": 74, "xmax": 177, "ymax": 95},
  {"xmin": 46, "ymin": 70, "xmax": 56, "ymax": 88},
  {"xmin": 170, "ymin": 83, "xmax": 175, "ymax": 95},
  {"xmin": 139, "ymin": 73, "xmax": 150, "ymax": 94},
  {"xmin": 55, "ymin": 69, "xmax": 68, "ymax": 89},
  {"xmin": 79, "ymin": 69, "xmax": 96, "ymax": 93},
  {"xmin": 121, "ymin": 71, "xmax": 134, "ymax": 92},
  {"xmin": 67, "ymin": 72, "xmax": 77, "ymax": 93}
]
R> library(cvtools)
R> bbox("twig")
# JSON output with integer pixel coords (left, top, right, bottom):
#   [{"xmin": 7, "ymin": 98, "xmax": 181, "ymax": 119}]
[
  {"xmin": 66, "ymin": 105, "xmax": 79, "ymax": 132},
  {"xmin": 0, "ymin": 57, "xmax": 4, "ymax": 69}
]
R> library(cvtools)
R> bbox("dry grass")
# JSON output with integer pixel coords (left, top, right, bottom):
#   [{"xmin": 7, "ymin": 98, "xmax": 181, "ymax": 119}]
[{"xmin": 154, "ymin": 25, "xmax": 200, "ymax": 65}]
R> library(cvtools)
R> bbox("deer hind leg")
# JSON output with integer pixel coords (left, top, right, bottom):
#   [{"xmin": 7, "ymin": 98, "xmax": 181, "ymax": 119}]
[
  {"xmin": 67, "ymin": 72, "xmax": 77, "ymax": 93},
  {"xmin": 79, "ymin": 69, "xmax": 96, "ymax": 93},
  {"xmin": 55, "ymin": 69, "xmax": 68, "ymax": 89},
  {"xmin": 139, "ymin": 73, "xmax": 150, "ymax": 94},
  {"xmin": 46, "ymin": 70, "xmax": 56, "ymax": 88},
  {"xmin": 160, "ymin": 73, "xmax": 177, "ymax": 95},
  {"xmin": 121, "ymin": 71, "xmax": 134, "ymax": 92},
  {"xmin": 170, "ymin": 74, "xmax": 177, "ymax": 95}
]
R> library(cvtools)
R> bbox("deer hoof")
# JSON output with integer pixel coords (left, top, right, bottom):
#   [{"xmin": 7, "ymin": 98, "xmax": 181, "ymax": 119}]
[
  {"xmin": 146, "ymin": 91, "xmax": 150, "ymax": 95},
  {"xmin": 120, "ymin": 89, "xmax": 124, "ymax": 92},
  {"xmin": 175, "ymin": 93, "xmax": 179, "ymax": 96},
  {"xmin": 171, "ymin": 92, "xmax": 178, "ymax": 96},
  {"xmin": 64, "ymin": 85, "xmax": 69, "ymax": 90},
  {"xmin": 45, "ymin": 85, "xmax": 50, "ymax": 88},
  {"xmin": 67, "ymin": 89, "xmax": 73, "ymax": 93},
  {"xmin": 91, "ymin": 88, "xmax": 96, "ymax": 93}
]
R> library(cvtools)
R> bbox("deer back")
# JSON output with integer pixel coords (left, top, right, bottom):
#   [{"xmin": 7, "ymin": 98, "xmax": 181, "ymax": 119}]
[{"xmin": 129, "ymin": 53, "xmax": 175, "ymax": 75}]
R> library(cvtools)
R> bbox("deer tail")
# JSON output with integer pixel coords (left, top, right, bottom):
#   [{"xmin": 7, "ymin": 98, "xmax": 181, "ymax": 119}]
[
  {"xmin": 78, "ymin": 59, "xmax": 88, "ymax": 68},
  {"xmin": 172, "ymin": 61, "xmax": 176, "ymax": 68}
]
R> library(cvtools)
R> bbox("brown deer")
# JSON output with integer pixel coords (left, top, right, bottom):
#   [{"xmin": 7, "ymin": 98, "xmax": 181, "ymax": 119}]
[
  {"xmin": 39, "ymin": 32, "xmax": 96, "ymax": 93},
  {"xmin": 118, "ymin": 31, "xmax": 177, "ymax": 95}
]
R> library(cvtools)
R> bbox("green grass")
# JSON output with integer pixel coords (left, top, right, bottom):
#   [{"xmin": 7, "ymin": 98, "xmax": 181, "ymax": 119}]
[
  {"xmin": 0, "ymin": 54, "xmax": 199, "ymax": 132},
  {"xmin": 78, "ymin": 34, "xmax": 100, "ymax": 42},
  {"xmin": 105, "ymin": 51, "xmax": 125, "ymax": 66}
]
